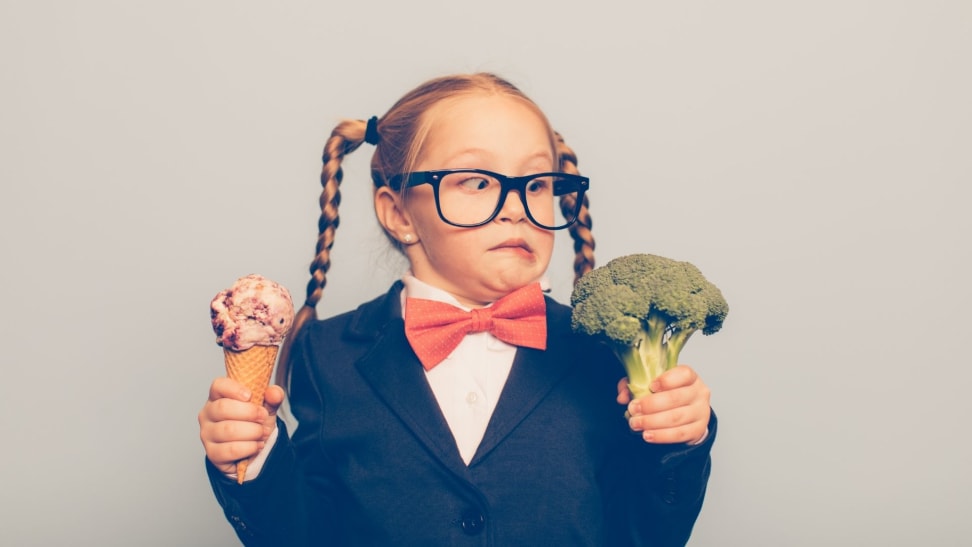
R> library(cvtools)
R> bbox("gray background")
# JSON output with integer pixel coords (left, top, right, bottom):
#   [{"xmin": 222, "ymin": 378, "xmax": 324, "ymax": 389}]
[{"xmin": 2, "ymin": 1, "xmax": 969, "ymax": 545}]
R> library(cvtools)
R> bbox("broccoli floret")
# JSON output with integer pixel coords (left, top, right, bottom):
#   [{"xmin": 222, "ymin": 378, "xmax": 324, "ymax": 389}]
[{"xmin": 570, "ymin": 253, "xmax": 729, "ymax": 398}]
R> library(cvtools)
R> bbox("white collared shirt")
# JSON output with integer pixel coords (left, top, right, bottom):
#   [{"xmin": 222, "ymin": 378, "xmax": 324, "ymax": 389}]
[{"xmin": 401, "ymin": 274, "xmax": 518, "ymax": 465}]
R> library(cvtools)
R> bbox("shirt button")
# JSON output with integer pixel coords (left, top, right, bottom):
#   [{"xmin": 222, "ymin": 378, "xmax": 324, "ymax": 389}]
[{"xmin": 465, "ymin": 391, "xmax": 479, "ymax": 404}]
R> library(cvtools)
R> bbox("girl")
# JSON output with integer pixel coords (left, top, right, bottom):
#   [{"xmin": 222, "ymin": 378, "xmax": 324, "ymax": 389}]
[{"xmin": 199, "ymin": 73, "xmax": 715, "ymax": 546}]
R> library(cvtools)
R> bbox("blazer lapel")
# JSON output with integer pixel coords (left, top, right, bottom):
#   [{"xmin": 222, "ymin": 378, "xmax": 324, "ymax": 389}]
[
  {"xmin": 349, "ymin": 284, "xmax": 469, "ymax": 476},
  {"xmin": 470, "ymin": 298, "xmax": 576, "ymax": 466}
]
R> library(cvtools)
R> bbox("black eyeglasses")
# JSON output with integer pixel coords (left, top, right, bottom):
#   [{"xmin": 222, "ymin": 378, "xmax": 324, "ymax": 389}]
[{"xmin": 388, "ymin": 169, "xmax": 589, "ymax": 230}]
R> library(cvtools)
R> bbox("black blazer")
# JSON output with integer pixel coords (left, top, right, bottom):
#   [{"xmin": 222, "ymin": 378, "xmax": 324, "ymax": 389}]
[{"xmin": 209, "ymin": 283, "xmax": 716, "ymax": 546}]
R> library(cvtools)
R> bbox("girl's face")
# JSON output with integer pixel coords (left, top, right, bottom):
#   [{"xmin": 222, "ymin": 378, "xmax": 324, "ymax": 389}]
[{"xmin": 383, "ymin": 93, "xmax": 556, "ymax": 307}]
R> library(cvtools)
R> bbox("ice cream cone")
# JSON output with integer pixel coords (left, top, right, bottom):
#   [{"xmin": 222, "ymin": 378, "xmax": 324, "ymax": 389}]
[{"xmin": 223, "ymin": 344, "xmax": 278, "ymax": 484}]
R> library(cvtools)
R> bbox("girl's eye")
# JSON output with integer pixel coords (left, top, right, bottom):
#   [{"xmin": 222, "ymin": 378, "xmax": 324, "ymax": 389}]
[
  {"xmin": 526, "ymin": 177, "xmax": 551, "ymax": 193},
  {"xmin": 458, "ymin": 177, "xmax": 492, "ymax": 191}
]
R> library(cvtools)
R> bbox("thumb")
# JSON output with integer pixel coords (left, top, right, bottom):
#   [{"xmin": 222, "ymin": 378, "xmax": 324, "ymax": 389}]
[
  {"xmin": 264, "ymin": 385, "xmax": 285, "ymax": 416},
  {"xmin": 653, "ymin": 364, "xmax": 698, "ymax": 392},
  {"xmin": 616, "ymin": 378, "xmax": 633, "ymax": 405},
  {"xmin": 258, "ymin": 385, "xmax": 285, "ymax": 440}
]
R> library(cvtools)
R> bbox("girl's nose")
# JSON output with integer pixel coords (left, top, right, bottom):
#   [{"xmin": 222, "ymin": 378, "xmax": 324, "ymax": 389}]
[{"xmin": 496, "ymin": 190, "xmax": 527, "ymax": 223}]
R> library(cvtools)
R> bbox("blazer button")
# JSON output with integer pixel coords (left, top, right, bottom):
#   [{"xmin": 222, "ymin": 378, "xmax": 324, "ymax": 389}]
[
  {"xmin": 460, "ymin": 511, "xmax": 486, "ymax": 536},
  {"xmin": 664, "ymin": 473, "xmax": 677, "ymax": 504},
  {"xmin": 230, "ymin": 515, "xmax": 252, "ymax": 536}
]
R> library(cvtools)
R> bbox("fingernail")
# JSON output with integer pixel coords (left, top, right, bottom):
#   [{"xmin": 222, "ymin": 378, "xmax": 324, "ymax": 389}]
[
  {"xmin": 649, "ymin": 381, "xmax": 660, "ymax": 394},
  {"xmin": 241, "ymin": 389, "xmax": 252, "ymax": 400},
  {"xmin": 643, "ymin": 431, "xmax": 655, "ymax": 442}
]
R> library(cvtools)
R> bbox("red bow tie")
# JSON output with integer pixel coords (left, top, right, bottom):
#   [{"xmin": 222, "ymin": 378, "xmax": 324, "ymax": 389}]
[{"xmin": 404, "ymin": 283, "xmax": 547, "ymax": 370}]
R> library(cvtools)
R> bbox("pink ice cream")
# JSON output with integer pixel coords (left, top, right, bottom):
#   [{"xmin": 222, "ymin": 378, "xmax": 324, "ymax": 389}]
[{"xmin": 210, "ymin": 274, "xmax": 295, "ymax": 351}]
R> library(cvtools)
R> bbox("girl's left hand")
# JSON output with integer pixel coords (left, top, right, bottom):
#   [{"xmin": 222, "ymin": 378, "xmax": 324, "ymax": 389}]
[{"xmin": 616, "ymin": 365, "xmax": 711, "ymax": 445}]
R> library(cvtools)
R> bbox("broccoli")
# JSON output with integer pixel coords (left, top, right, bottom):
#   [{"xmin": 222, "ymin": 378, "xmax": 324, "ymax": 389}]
[{"xmin": 570, "ymin": 253, "xmax": 729, "ymax": 398}]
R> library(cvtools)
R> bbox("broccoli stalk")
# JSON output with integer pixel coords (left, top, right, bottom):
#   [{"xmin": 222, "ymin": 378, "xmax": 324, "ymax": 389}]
[
  {"xmin": 570, "ymin": 253, "xmax": 729, "ymax": 399},
  {"xmin": 613, "ymin": 311, "xmax": 695, "ymax": 397}
]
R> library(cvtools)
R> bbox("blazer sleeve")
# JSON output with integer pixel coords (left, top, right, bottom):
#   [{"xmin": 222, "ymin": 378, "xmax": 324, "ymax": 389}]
[
  {"xmin": 205, "ymin": 324, "xmax": 337, "ymax": 547},
  {"xmin": 615, "ymin": 412, "xmax": 717, "ymax": 547},
  {"xmin": 205, "ymin": 418, "xmax": 306, "ymax": 546},
  {"xmin": 577, "ymin": 326, "xmax": 717, "ymax": 547}
]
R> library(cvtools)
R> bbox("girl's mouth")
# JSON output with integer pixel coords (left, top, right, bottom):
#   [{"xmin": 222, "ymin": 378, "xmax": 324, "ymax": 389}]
[{"xmin": 490, "ymin": 238, "xmax": 534, "ymax": 255}]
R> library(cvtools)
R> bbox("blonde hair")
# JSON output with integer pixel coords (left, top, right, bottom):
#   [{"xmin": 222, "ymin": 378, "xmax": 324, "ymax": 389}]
[{"xmin": 276, "ymin": 73, "xmax": 595, "ymax": 387}]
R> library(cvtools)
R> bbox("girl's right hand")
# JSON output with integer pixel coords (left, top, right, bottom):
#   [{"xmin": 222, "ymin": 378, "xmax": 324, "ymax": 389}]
[{"xmin": 198, "ymin": 377, "xmax": 284, "ymax": 475}]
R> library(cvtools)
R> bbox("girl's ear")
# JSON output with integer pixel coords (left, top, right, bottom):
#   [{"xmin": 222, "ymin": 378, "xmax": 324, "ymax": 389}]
[{"xmin": 374, "ymin": 187, "xmax": 415, "ymax": 244}]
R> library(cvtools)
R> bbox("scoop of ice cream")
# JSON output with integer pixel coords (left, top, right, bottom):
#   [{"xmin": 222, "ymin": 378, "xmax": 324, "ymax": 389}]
[{"xmin": 210, "ymin": 274, "xmax": 295, "ymax": 351}]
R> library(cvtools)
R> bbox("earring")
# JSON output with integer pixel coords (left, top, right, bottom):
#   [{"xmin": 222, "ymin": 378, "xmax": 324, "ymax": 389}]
[{"xmin": 403, "ymin": 234, "xmax": 413, "ymax": 243}]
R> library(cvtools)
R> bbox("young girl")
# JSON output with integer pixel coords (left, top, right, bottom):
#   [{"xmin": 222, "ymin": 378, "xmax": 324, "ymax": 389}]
[{"xmin": 199, "ymin": 73, "xmax": 716, "ymax": 546}]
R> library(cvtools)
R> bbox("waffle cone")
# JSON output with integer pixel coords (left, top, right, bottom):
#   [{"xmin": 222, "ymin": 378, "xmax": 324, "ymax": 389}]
[{"xmin": 223, "ymin": 344, "xmax": 278, "ymax": 484}]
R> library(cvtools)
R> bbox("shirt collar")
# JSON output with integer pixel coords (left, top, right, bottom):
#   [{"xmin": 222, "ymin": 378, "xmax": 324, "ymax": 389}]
[
  {"xmin": 401, "ymin": 273, "xmax": 469, "ymax": 311},
  {"xmin": 399, "ymin": 271, "xmax": 551, "ymax": 316}
]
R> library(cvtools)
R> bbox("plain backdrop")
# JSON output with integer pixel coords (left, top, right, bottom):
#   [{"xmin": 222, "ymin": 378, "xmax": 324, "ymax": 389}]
[{"xmin": 2, "ymin": 1, "xmax": 969, "ymax": 545}]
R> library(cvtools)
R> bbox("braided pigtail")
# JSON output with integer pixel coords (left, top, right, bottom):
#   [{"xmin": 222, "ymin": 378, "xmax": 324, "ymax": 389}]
[
  {"xmin": 276, "ymin": 119, "xmax": 371, "ymax": 389},
  {"xmin": 555, "ymin": 131, "xmax": 595, "ymax": 283}
]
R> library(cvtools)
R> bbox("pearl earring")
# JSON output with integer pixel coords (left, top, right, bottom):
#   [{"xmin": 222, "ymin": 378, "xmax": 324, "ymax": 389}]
[{"xmin": 403, "ymin": 234, "xmax": 413, "ymax": 243}]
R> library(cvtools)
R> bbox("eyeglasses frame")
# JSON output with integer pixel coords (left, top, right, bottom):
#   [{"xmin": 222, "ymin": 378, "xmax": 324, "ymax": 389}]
[{"xmin": 388, "ymin": 168, "xmax": 590, "ymax": 230}]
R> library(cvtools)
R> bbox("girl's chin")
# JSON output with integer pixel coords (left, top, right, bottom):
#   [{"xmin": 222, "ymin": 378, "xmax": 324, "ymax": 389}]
[{"xmin": 483, "ymin": 272, "xmax": 544, "ymax": 294}]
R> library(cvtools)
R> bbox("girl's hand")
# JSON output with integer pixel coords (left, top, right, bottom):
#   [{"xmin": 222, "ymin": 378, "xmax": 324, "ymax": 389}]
[
  {"xmin": 616, "ymin": 365, "xmax": 711, "ymax": 445},
  {"xmin": 198, "ymin": 377, "xmax": 284, "ymax": 475}
]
